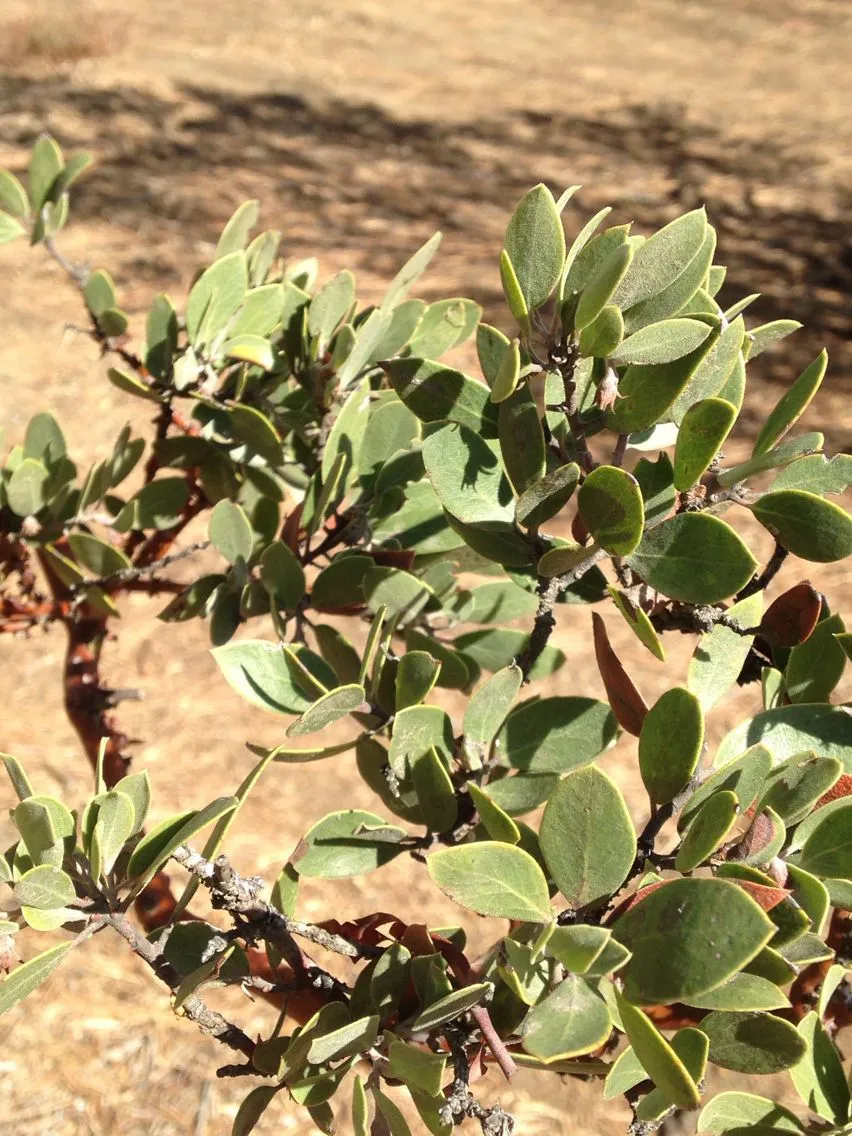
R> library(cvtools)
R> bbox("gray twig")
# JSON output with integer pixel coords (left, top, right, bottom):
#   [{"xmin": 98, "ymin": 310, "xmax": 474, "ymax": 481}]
[{"xmin": 171, "ymin": 844, "xmax": 379, "ymax": 961}]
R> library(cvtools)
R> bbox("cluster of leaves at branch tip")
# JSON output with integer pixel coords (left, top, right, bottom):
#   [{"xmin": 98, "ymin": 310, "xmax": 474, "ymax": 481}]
[{"xmin": 1, "ymin": 137, "xmax": 852, "ymax": 1136}]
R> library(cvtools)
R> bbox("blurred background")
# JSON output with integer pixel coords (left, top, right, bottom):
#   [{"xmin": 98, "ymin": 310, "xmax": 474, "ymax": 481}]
[{"xmin": 0, "ymin": 1, "xmax": 850, "ymax": 1132}]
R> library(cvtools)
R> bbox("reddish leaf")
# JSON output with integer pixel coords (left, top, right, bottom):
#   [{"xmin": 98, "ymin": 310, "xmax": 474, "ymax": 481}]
[
  {"xmin": 728, "ymin": 878, "xmax": 791, "ymax": 913},
  {"xmin": 572, "ymin": 512, "xmax": 591, "ymax": 546},
  {"xmin": 592, "ymin": 612, "xmax": 649, "ymax": 736},
  {"xmin": 815, "ymin": 772, "xmax": 852, "ymax": 810},
  {"xmin": 370, "ymin": 548, "xmax": 417, "ymax": 571},
  {"xmin": 282, "ymin": 502, "xmax": 304, "ymax": 553},
  {"xmin": 760, "ymin": 582, "xmax": 822, "ymax": 648},
  {"xmin": 729, "ymin": 810, "xmax": 782, "ymax": 863}
]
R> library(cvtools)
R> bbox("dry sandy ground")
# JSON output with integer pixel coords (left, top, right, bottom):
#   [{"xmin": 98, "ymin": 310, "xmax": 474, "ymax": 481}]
[{"xmin": 0, "ymin": 0, "xmax": 850, "ymax": 1132}]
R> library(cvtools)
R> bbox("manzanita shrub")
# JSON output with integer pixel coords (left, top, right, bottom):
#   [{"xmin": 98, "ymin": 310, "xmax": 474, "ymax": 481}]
[{"xmin": 1, "ymin": 135, "xmax": 852, "ymax": 1136}]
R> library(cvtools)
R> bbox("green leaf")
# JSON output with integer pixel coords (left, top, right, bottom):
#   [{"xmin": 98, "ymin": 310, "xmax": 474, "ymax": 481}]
[
  {"xmin": 639, "ymin": 687, "xmax": 704, "ymax": 805},
  {"xmin": 421, "ymin": 422, "xmax": 513, "ymax": 525},
  {"xmin": 405, "ymin": 298, "xmax": 481, "ymax": 359},
  {"xmin": 463, "ymin": 665, "xmax": 522, "ymax": 767},
  {"xmin": 673, "ymin": 397, "xmax": 737, "ymax": 490},
  {"xmin": 13, "ymin": 796, "xmax": 74, "ymax": 868},
  {"xmin": 482, "ymin": 772, "xmax": 557, "ymax": 817},
  {"xmin": 614, "ymin": 208, "xmax": 707, "ymax": 311},
  {"xmin": 771, "ymin": 452, "xmax": 852, "ymax": 495},
  {"xmin": 24, "ymin": 411, "xmax": 66, "ymax": 463},
  {"xmin": 753, "ymin": 350, "xmax": 827, "ymax": 456},
  {"xmin": 614, "ymin": 878, "xmax": 774, "ymax": 1004},
  {"xmin": 715, "ymin": 704, "xmax": 852, "ymax": 771},
  {"xmin": 308, "ymin": 269, "xmax": 355, "ymax": 351},
  {"xmin": 688, "ymin": 592, "xmax": 763, "ymax": 711},
  {"xmin": 702, "ymin": 1010, "xmax": 807, "ymax": 1073},
  {"xmin": 14, "ymin": 864, "xmax": 75, "ymax": 910},
  {"xmin": 686, "ymin": 971, "xmax": 789, "ymax": 1012},
  {"xmin": 358, "ymin": 401, "xmax": 420, "ymax": 486},
  {"xmin": 578, "ymin": 304, "xmax": 624, "ymax": 358},
  {"xmin": 498, "ymin": 386, "xmax": 547, "ymax": 495},
  {"xmin": 405, "ymin": 629, "xmax": 471, "ymax": 689},
  {"xmin": 634, "ymin": 453, "xmax": 676, "ymax": 527},
  {"xmin": 499, "ymin": 249, "xmax": 530, "ymax": 329},
  {"xmin": 476, "ymin": 322, "xmax": 512, "ymax": 388},
  {"xmin": 292, "ymin": 810, "xmax": 407, "ymax": 879},
  {"xmin": 396, "ymin": 652, "xmax": 441, "ymax": 710},
  {"xmin": 427, "ymin": 842, "xmax": 552, "ymax": 922},
  {"xmin": 790, "ymin": 1010, "xmax": 850, "ymax": 1122},
  {"xmin": 698, "ymin": 1091, "xmax": 804, "ymax": 1134},
  {"xmin": 67, "ymin": 532, "xmax": 132, "ymax": 577},
  {"xmin": 364, "ymin": 566, "xmax": 434, "ymax": 625},
  {"xmin": 92, "ymin": 790, "xmax": 135, "ymax": 877},
  {"xmin": 215, "ymin": 199, "xmax": 259, "ymax": 259},
  {"xmin": 609, "ymin": 331, "xmax": 720, "ymax": 434},
  {"xmin": 675, "ymin": 790, "xmax": 740, "ymax": 872},
  {"xmin": 223, "ymin": 334, "xmax": 274, "ymax": 370},
  {"xmin": 412, "ymin": 982, "xmax": 491, "ymax": 1032},
  {"xmin": 381, "ymin": 231, "xmax": 442, "ymax": 309},
  {"xmin": 560, "ymin": 208, "xmax": 614, "ymax": 299},
  {"xmin": 7, "ymin": 458, "xmax": 49, "ymax": 516},
  {"xmin": 185, "ymin": 251, "xmax": 248, "ymax": 345},
  {"xmin": 547, "ymin": 924, "xmax": 611, "ymax": 973},
  {"xmin": 2, "ymin": 754, "xmax": 33, "ymax": 800},
  {"xmin": 211, "ymin": 641, "xmax": 335, "ymax": 715},
  {"xmin": 467, "ymin": 783, "xmax": 519, "ymax": 844},
  {"xmin": 610, "ymin": 317, "xmax": 713, "ymax": 365},
  {"xmin": 454, "ymin": 628, "xmax": 565, "ymax": 679},
  {"xmin": 286, "ymin": 684, "xmax": 366, "ymax": 737},
  {"xmin": 615, "ymin": 991, "xmax": 701, "ymax": 1109},
  {"xmin": 577, "ymin": 465, "xmax": 644, "ymax": 556},
  {"xmin": 539, "ymin": 767, "xmax": 635, "ymax": 909},
  {"xmin": 0, "ymin": 942, "xmax": 74, "ymax": 1018},
  {"xmin": 670, "ymin": 316, "xmax": 746, "ymax": 423},
  {"xmin": 799, "ymin": 800, "xmax": 852, "ymax": 878},
  {"xmin": 490, "ymin": 337, "xmax": 520, "ymax": 403},
  {"xmin": 760, "ymin": 752, "xmax": 841, "ymax": 825},
  {"xmin": 626, "ymin": 514, "xmax": 758, "ymax": 603},
  {"xmin": 607, "ymin": 587, "xmax": 666, "ymax": 661},
  {"xmin": 603, "ymin": 1045, "xmax": 647, "ymax": 1101},
  {"xmin": 227, "ymin": 403, "xmax": 283, "ymax": 465},
  {"xmin": 113, "ymin": 477, "xmax": 190, "ymax": 532},
  {"xmin": 28, "ymin": 134, "xmax": 63, "ymax": 213},
  {"xmin": 625, "ymin": 227, "xmax": 714, "ymax": 334},
  {"xmin": 574, "ymin": 241, "xmax": 634, "ymax": 330},
  {"xmin": 306, "ymin": 1014, "xmax": 379, "ymax": 1065},
  {"xmin": 635, "ymin": 1027, "xmax": 708, "ymax": 1123},
  {"xmin": 259, "ymin": 541, "xmax": 305, "ymax": 610},
  {"xmin": 231, "ymin": 1085, "xmax": 278, "ymax": 1136},
  {"xmin": 411, "ymin": 747, "xmax": 458, "ymax": 833},
  {"xmin": 503, "ymin": 184, "xmax": 566, "ymax": 313},
  {"xmin": 387, "ymin": 1037, "xmax": 447, "ymax": 1098},
  {"xmin": 746, "ymin": 319, "xmax": 801, "ymax": 358},
  {"xmin": 496, "ymin": 696, "xmax": 618, "ymax": 773},
  {"xmin": 0, "ymin": 169, "xmax": 29, "ymax": 218},
  {"xmin": 321, "ymin": 377, "xmax": 371, "ymax": 484},
  {"xmin": 716, "ymin": 432, "xmax": 824, "ymax": 490},
  {"xmin": 515, "ymin": 463, "xmax": 580, "ymax": 530},
  {"xmin": 785, "ymin": 613, "xmax": 846, "ymax": 703},
  {"xmin": 752, "ymin": 490, "xmax": 852, "ymax": 563},
  {"xmin": 383, "ymin": 358, "xmax": 497, "ymax": 436},
  {"xmin": 127, "ymin": 797, "xmax": 237, "ymax": 888},
  {"xmin": 209, "ymin": 499, "xmax": 253, "ymax": 564},
  {"xmin": 520, "ymin": 974, "xmax": 612, "ymax": 1061},
  {"xmin": 389, "ymin": 705, "xmax": 454, "ymax": 778}
]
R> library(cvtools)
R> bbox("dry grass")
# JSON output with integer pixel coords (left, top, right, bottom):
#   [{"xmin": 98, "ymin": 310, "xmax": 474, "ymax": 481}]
[{"xmin": 0, "ymin": 5, "xmax": 114, "ymax": 69}]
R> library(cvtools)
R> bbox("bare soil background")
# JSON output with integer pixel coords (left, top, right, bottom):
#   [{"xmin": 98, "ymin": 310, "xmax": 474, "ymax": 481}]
[{"xmin": 0, "ymin": 0, "xmax": 850, "ymax": 1132}]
